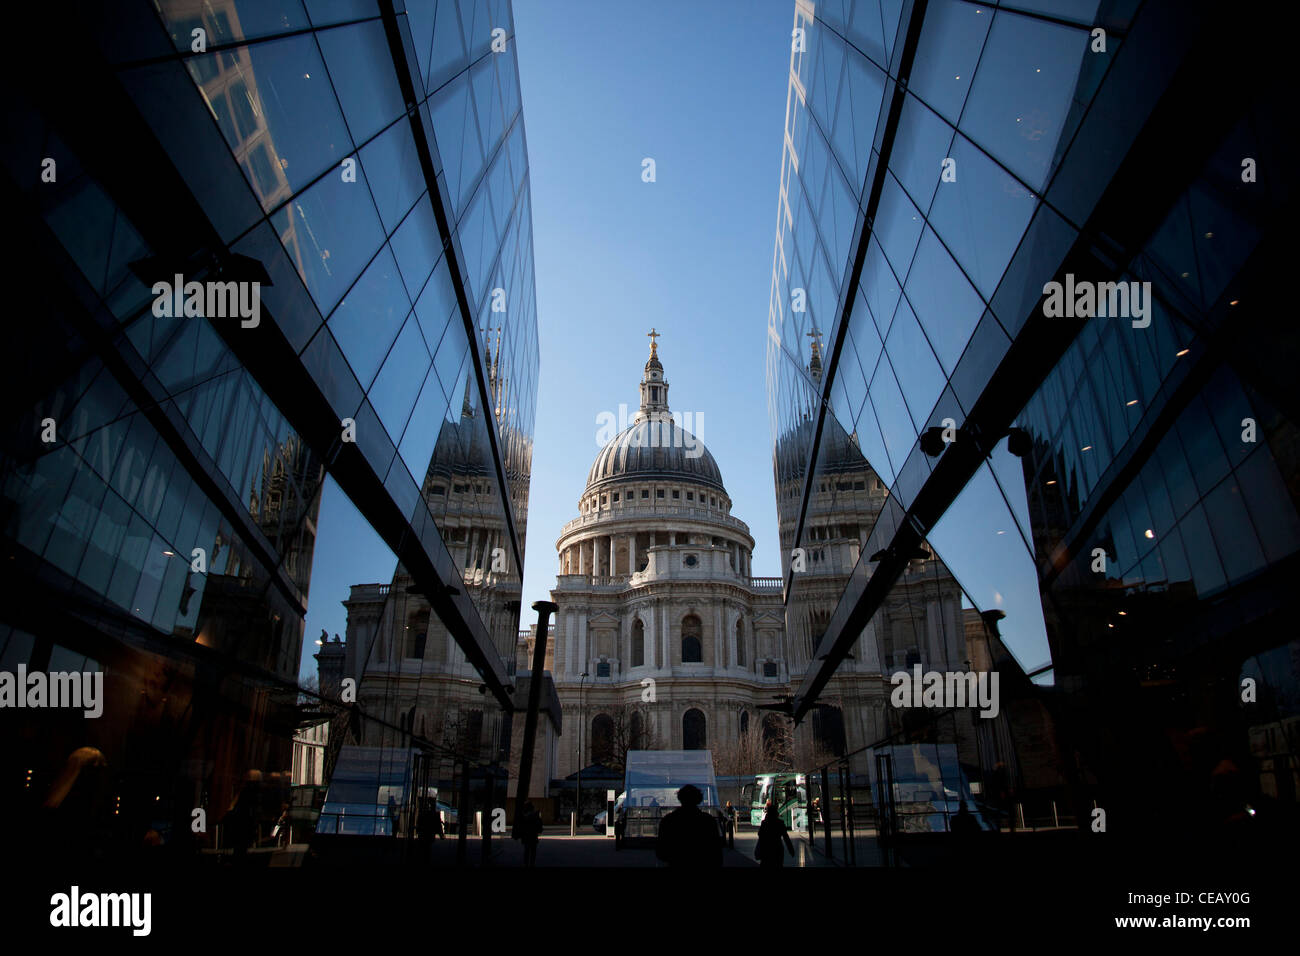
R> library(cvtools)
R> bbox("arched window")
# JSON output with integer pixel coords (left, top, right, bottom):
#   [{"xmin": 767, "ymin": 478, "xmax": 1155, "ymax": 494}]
[
  {"xmin": 683, "ymin": 708, "xmax": 707, "ymax": 750},
  {"xmin": 735, "ymin": 618, "xmax": 745, "ymax": 666},
  {"xmin": 812, "ymin": 705, "xmax": 848, "ymax": 757},
  {"xmin": 591, "ymin": 714, "xmax": 615, "ymax": 765},
  {"xmin": 681, "ymin": 614, "xmax": 702, "ymax": 663},
  {"xmin": 630, "ymin": 711, "xmax": 643, "ymax": 752},
  {"xmin": 631, "ymin": 618, "xmax": 645, "ymax": 667},
  {"xmin": 405, "ymin": 612, "xmax": 428, "ymax": 659}
]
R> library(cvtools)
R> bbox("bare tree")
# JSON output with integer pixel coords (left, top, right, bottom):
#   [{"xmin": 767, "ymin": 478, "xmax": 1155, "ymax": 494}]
[
  {"xmin": 605, "ymin": 703, "xmax": 659, "ymax": 773},
  {"xmin": 713, "ymin": 725, "xmax": 772, "ymax": 778},
  {"xmin": 755, "ymin": 712, "xmax": 842, "ymax": 773}
]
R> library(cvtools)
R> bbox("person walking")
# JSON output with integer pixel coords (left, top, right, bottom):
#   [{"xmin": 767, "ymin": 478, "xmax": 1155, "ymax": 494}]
[
  {"xmin": 515, "ymin": 801, "xmax": 544, "ymax": 867},
  {"xmin": 656, "ymin": 785, "xmax": 723, "ymax": 867},
  {"xmin": 755, "ymin": 800, "xmax": 795, "ymax": 867}
]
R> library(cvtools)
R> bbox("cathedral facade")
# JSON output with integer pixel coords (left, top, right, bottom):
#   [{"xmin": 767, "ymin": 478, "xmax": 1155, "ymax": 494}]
[
  {"xmin": 337, "ymin": 334, "xmax": 975, "ymax": 817},
  {"xmin": 545, "ymin": 336, "xmax": 965, "ymax": 784}
]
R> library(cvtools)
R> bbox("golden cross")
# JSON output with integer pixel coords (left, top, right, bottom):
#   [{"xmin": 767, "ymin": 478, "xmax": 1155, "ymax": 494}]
[{"xmin": 647, "ymin": 327, "xmax": 660, "ymax": 354}]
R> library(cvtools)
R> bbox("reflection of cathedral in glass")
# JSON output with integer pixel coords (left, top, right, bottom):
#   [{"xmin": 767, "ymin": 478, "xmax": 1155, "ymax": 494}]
[
  {"xmin": 2, "ymin": 0, "xmax": 541, "ymax": 856},
  {"xmin": 339, "ymin": 328, "xmax": 548, "ymax": 814}
]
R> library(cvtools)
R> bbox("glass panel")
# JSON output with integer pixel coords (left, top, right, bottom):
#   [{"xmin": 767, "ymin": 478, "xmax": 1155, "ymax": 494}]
[
  {"xmin": 303, "ymin": 0, "xmax": 380, "ymax": 27},
  {"xmin": 889, "ymin": 94, "xmax": 953, "ymax": 213},
  {"xmin": 928, "ymin": 132, "xmax": 1037, "ymax": 300},
  {"xmin": 908, "ymin": 0, "xmax": 991, "ymax": 126},
  {"xmin": 327, "ymin": 247, "xmax": 411, "ymax": 391},
  {"xmin": 318, "ymin": 21, "xmax": 407, "ymax": 146},
  {"xmin": 928, "ymin": 464, "xmax": 1052, "ymax": 672},
  {"xmin": 156, "ymin": 0, "xmax": 311, "ymax": 49},
  {"xmin": 868, "ymin": 355, "xmax": 915, "ymax": 478},
  {"xmin": 369, "ymin": 311, "xmax": 433, "ymax": 442},
  {"xmin": 1203, "ymin": 476, "xmax": 1265, "ymax": 586},
  {"xmin": 1235, "ymin": 447, "xmax": 1300, "ymax": 563},
  {"xmin": 414, "ymin": 255, "xmax": 460, "ymax": 355},
  {"xmin": 959, "ymin": 9, "xmax": 1090, "ymax": 192},
  {"xmin": 190, "ymin": 34, "xmax": 352, "ymax": 203},
  {"xmin": 903, "ymin": 227, "xmax": 984, "ymax": 375},
  {"xmin": 835, "ymin": 43, "xmax": 887, "ymax": 191},
  {"xmin": 360, "ymin": 120, "xmax": 427, "ymax": 236},
  {"xmin": 277, "ymin": 161, "xmax": 385, "ymax": 316},
  {"xmin": 398, "ymin": 366, "xmax": 451, "ymax": 479},
  {"xmin": 429, "ymin": 71, "xmax": 482, "ymax": 217},
  {"xmin": 884, "ymin": 297, "xmax": 945, "ymax": 430},
  {"xmin": 874, "ymin": 172, "xmax": 925, "ymax": 294}
]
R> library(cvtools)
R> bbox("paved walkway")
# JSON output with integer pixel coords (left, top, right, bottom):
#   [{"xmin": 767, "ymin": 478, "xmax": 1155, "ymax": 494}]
[{"xmin": 477, "ymin": 827, "xmax": 837, "ymax": 867}]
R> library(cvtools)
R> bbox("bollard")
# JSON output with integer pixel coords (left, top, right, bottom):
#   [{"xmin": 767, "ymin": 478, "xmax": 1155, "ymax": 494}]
[{"xmin": 570, "ymin": 810, "xmax": 577, "ymax": 836}]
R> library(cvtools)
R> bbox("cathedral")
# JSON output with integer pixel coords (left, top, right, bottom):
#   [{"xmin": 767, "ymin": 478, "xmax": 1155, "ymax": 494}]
[
  {"xmin": 337, "ymin": 332, "xmax": 975, "ymax": 820},
  {"xmin": 545, "ymin": 334, "xmax": 969, "ymax": 787},
  {"xmin": 547, "ymin": 334, "xmax": 789, "ymax": 777}
]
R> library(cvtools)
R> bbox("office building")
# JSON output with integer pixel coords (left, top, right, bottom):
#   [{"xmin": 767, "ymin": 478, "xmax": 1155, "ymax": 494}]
[
  {"xmin": 765, "ymin": 0, "xmax": 1295, "ymax": 851},
  {"xmin": 0, "ymin": 0, "xmax": 539, "ymax": 862}
]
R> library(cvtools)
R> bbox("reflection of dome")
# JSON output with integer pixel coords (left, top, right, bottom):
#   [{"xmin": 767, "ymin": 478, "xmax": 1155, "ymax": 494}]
[
  {"xmin": 424, "ymin": 379, "xmax": 493, "ymax": 480},
  {"xmin": 774, "ymin": 409, "xmax": 865, "ymax": 486},
  {"xmin": 586, "ymin": 420, "xmax": 725, "ymax": 493}
]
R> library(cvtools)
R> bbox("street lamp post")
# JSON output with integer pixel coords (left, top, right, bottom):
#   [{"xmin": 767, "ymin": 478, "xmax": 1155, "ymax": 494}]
[{"xmin": 576, "ymin": 670, "xmax": 589, "ymax": 828}]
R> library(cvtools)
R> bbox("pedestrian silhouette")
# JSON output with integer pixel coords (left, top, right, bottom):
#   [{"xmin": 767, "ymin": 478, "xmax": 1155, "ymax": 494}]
[
  {"xmin": 223, "ymin": 770, "xmax": 263, "ymax": 861},
  {"xmin": 656, "ymin": 784, "xmax": 723, "ymax": 867},
  {"xmin": 515, "ymin": 801, "xmax": 544, "ymax": 867},
  {"xmin": 755, "ymin": 800, "xmax": 795, "ymax": 867},
  {"xmin": 950, "ymin": 800, "xmax": 980, "ymax": 851},
  {"xmin": 428, "ymin": 799, "xmax": 446, "ymax": 839}
]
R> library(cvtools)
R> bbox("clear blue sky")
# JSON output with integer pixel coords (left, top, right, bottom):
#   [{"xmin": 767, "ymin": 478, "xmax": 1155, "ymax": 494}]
[{"xmin": 301, "ymin": 0, "xmax": 795, "ymax": 678}]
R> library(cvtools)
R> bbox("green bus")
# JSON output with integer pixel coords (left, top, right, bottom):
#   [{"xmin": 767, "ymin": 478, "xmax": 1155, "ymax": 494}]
[{"xmin": 742, "ymin": 773, "xmax": 808, "ymax": 829}]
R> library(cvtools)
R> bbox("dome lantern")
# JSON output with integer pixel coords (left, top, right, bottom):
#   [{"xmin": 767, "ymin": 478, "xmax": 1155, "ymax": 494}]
[{"xmin": 634, "ymin": 327, "xmax": 669, "ymax": 424}]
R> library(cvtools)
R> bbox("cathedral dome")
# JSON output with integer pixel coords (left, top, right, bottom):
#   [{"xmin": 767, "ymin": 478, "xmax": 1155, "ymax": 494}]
[
  {"xmin": 586, "ymin": 419, "xmax": 725, "ymax": 493},
  {"xmin": 584, "ymin": 332, "xmax": 726, "ymax": 496}
]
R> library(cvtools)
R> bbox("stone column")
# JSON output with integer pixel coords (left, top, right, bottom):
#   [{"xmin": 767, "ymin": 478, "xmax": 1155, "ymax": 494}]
[
  {"xmin": 644, "ymin": 605, "xmax": 656, "ymax": 668},
  {"xmin": 943, "ymin": 598, "xmax": 962, "ymax": 671},
  {"xmin": 577, "ymin": 612, "xmax": 588, "ymax": 676},
  {"xmin": 925, "ymin": 600, "xmax": 942, "ymax": 670},
  {"xmin": 609, "ymin": 536, "xmax": 616, "ymax": 577},
  {"xmin": 628, "ymin": 535, "xmax": 637, "ymax": 573},
  {"xmin": 729, "ymin": 609, "xmax": 738, "ymax": 668},
  {"xmin": 661, "ymin": 601, "xmax": 670, "ymax": 671},
  {"xmin": 578, "ymin": 540, "xmax": 586, "ymax": 575},
  {"xmin": 669, "ymin": 531, "xmax": 676, "ymax": 547},
  {"xmin": 714, "ymin": 603, "xmax": 724, "ymax": 668}
]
